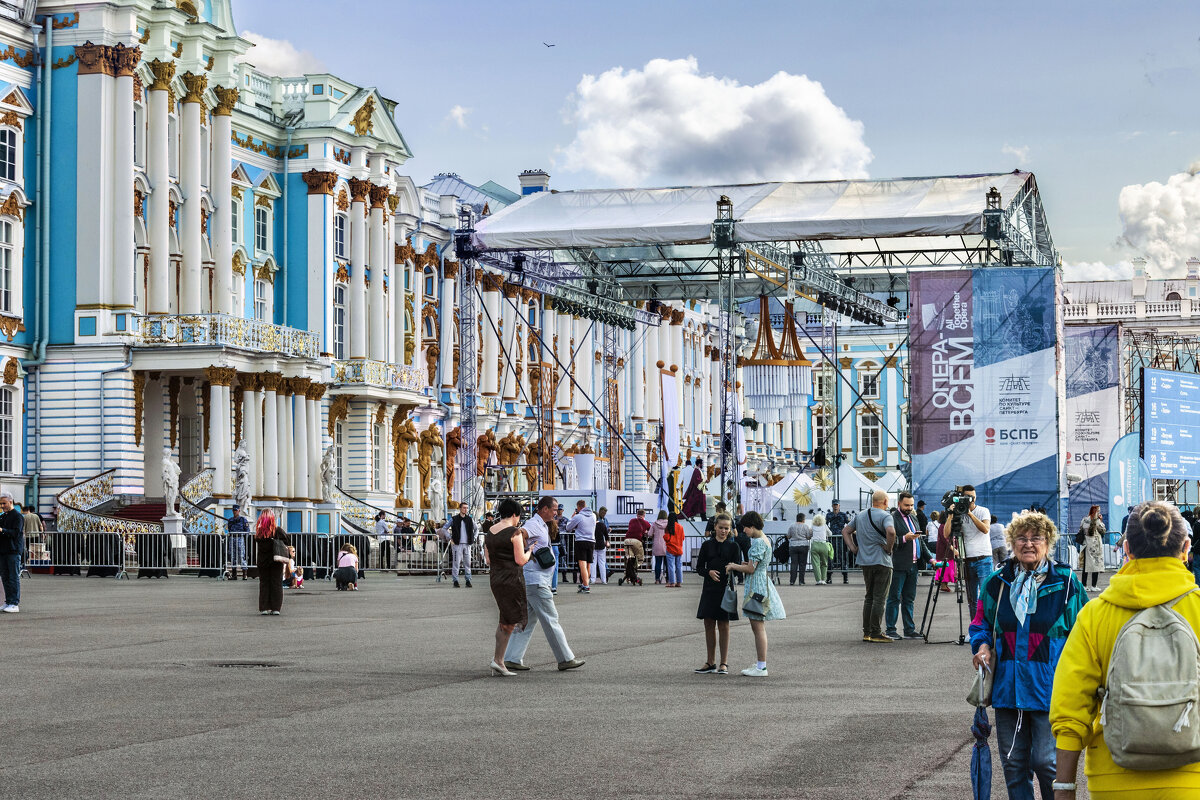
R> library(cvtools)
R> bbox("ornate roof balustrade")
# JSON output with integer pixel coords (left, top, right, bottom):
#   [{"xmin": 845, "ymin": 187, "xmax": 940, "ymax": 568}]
[
  {"xmin": 135, "ymin": 314, "xmax": 320, "ymax": 360},
  {"xmin": 330, "ymin": 358, "xmax": 425, "ymax": 392}
]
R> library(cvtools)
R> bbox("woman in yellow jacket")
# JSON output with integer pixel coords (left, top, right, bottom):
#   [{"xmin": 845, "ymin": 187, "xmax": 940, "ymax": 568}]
[{"xmin": 1050, "ymin": 501, "xmax": 1200, "ymax": 799}]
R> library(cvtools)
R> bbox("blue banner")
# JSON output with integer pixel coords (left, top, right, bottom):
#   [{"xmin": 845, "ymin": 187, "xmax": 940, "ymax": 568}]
[
  {"xmin": 1065, "ymin": 325, "xmax": 1120, "ymax": 531},
  {"xmin": 1107, "ymin": 432, "xmax": 1152, "ymax": 534}
]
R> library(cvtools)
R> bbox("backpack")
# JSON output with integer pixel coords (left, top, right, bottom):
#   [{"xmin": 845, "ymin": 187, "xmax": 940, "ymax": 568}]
[
  {"xmin": 1099, "ymin": 588, "xmax": 1200, "ymax": 770},
  {"xmin": 773, "ymin": 536, "xmax": 790, "ymax": 565}
]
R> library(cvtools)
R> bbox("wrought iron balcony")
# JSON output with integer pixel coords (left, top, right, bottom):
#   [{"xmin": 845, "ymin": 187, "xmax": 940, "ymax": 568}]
[
  {"xmin": 331, "ymin": 358, "xmax": 426, "ymax": 392},
  {"xmin": 135, "ymin": 314, "xmax": 321, "ymax": 359}
]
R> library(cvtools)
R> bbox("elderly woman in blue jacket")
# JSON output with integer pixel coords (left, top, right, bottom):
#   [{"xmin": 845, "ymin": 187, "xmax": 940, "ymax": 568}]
[{"xmin": 968, "ymin": 511, "xmax": 1088, "ymax": 800}]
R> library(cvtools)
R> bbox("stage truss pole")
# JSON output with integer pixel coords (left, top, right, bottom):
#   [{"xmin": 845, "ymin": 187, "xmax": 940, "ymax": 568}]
[
  {"xmin": 602, "ymin": 321, "xmax": 621, "ymax": 490},
  {"xmin": 455, "ymin": 210, "xmax": 480, "ymax": 516},
  {"xmin": 713, "ymin": 196, "xmax": 739, "ymax": 508}
]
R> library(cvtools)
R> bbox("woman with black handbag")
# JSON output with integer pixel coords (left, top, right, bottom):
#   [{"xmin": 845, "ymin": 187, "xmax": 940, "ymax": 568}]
[
  {"xmin": 254, "ymin": 511, "xmax": 290, "ymax": 616},
  {"xmin": 694, "ymin": 512, "xmax": 743, "ymax": 676}
]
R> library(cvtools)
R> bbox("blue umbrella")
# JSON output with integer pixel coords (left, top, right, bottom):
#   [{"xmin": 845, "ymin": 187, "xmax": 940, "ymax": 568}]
[{"xmin": 971, "ymin": 702, "xmax": 993, "ymax": 800}]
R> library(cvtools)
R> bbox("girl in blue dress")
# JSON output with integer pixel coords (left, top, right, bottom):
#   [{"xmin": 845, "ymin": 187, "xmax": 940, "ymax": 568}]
[{"xmin": 725, "ymin": 510, "xmax": 785, "ymax": 676}]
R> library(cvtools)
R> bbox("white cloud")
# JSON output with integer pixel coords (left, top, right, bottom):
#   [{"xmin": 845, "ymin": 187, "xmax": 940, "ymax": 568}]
[
  {"xmin": 1118, "ymin": 163, "xmax": 1200, "ymax": 276},
  {"xmin": 240, "ymin": 31, "xmax": 326, "ymax": 77},
  {"xmin": 1001, "ymin": 143, "xmax": 1030, "ymax": 165},
  {"xmin": 1062, "ymin": 260, "xmax": 1132, "ymax": 282},
  {"xmin": 559, "ymin": 57, "xmax": 872, "ymax": 186},
  {"xmin": 447, "ymin": 104, "xmax": 471, "ymax": 129}
]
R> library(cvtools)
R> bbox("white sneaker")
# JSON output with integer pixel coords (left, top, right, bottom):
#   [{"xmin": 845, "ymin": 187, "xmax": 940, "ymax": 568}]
[
  {"xmin": 741, "ymin": 666, "xmax": 768, "ymax": 677},
  {"xmin": 2, "ymin": 604, "xmax": 18, "ymax": 613}
]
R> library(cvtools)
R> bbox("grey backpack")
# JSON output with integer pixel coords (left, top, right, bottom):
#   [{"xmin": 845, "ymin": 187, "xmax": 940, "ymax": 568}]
[{"xmin": 1099, "ymin": 588, "xmax": 1200, "ymax": 770}]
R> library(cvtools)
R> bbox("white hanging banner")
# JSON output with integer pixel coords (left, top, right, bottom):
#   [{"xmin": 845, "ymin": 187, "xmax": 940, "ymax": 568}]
[{"xmin": 661, "ymin": 369, "xmax": 681, "ymax": 467}]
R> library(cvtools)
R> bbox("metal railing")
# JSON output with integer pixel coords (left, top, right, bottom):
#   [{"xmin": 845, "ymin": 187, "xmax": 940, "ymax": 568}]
[
  {"xmin": 56, "ymin": 469, "xmax": 162, "ymax": 536},
  {"xmin": 180, "ymin": 468, "xmax": 228, "ymax": 537},
  {"xmin": 135, "ymin": 314, "xmax": 320, "ymax": 359},
  {"xmin": 330, "ymin": 358, "xmax": 426, "ymax": 391}
]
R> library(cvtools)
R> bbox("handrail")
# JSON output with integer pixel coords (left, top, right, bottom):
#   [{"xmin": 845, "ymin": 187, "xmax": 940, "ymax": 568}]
[
  {"xmin": 333, "ymin": 485, "xmax": 407, "ymax": 532},
  {"xmin": 55, "ymin": 469, "xmax": 162, "ymax": 534},
  {"xmin": 180, "ymin": 468, "xmax": 228, "ymax": 537}
]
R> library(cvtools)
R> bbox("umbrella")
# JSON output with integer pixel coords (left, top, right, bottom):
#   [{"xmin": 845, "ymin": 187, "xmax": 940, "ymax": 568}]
[{"xmin": 971, "ymin": 697, "xmax": 993, "ymax": 800}]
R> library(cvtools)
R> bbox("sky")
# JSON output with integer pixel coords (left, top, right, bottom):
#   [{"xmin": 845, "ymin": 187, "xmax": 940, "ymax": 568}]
[{"xmin": 234, "ymin": 0, "xmax": 1200, "ymax": 279}]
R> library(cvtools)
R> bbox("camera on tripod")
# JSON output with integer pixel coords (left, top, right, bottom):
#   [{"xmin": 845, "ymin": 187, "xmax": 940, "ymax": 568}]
[{"xmin": 941, "ymin": 486, "xmax": 971, "ymax": 516}]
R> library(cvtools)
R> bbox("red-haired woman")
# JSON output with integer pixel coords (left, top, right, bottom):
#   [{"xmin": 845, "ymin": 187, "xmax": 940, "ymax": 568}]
[{"xmin": 254, "ymin": 511, "xmax": 290, "ymax": 615}]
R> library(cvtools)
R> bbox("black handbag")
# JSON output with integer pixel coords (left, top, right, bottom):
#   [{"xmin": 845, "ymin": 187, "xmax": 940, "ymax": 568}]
[
  {"xmin": 532, "ymin": 546, "xmax": 556, "ymax": 569},
  {"xmin": 272, "ymin": 538, "xmax": 290, "ymax": 563}
]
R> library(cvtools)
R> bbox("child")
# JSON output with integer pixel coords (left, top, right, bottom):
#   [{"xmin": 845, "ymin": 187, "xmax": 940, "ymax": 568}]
[
  {"xmin": 282, "ymin": 545, "xmax": 303, "ymax": 589},
  {"xmin": 334, "ymin": 543, "xmax": 359, "ymax": 590}
]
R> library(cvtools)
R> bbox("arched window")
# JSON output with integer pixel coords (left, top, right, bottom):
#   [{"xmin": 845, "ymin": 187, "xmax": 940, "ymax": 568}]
[
  {"xmin": 0, "ymin": 219, "xmax": 12, "ymax": 313},
  {"xmin": 253, "ymin": 279, "xmax": 268, "ymax": 320},
  {"xmin": 1167, "ymin": 291, "xmax": 1182, "ymax": 301},
  {"xmin": 254, "ymin": 206, "xmax": 269, "ymax": 252},
  {"xmin": 424, "ymin": 268, "xmax": 435, "ymax": 298},
  {"xmin": 812, "ymin": 410, "xmax": 829, "ymax": 452},
  {"xmin": 334, "ymin": 213, "xmax": 347, "ymax": 259},
  {"xmin": 332, "ymin": 284, "xmax": 346, "ymax": 359},
  {"xmin": 0, "ymin": 386, "xmax": 12, "ymax": 472}
]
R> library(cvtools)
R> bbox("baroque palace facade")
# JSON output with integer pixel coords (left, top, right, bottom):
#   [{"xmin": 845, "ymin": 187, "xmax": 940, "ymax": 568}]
[{"xmin": 0, "ymin": 0, "xmax": 907, "ymax": 538}]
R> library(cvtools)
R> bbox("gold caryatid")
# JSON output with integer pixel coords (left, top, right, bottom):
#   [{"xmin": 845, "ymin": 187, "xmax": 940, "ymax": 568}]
[
  {"xmin": 394, "ymin": 418, "xmax": 420, "ymax": 507},
  {"xmin": 417, "ymin": 424, "xmax": 444, "ymax": 508},
  {"xmin": 476, "ymin": 429, "xmax": 498, "ymax": 477}
]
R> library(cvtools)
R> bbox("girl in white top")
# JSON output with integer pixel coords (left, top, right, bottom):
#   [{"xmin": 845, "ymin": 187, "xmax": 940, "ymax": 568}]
[{"xmin": 926, "ymin": 511, "xmax": 941, "ymax": 545}]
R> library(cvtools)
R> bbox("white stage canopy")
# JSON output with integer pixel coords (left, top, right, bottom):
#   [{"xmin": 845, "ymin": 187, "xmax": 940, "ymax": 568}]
[{"xmin": 472, "ymin": 172, "xmax": 1035, "ymax": 251}]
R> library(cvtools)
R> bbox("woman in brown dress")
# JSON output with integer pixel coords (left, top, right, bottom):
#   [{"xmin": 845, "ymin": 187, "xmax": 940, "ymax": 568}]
[{"xmin": 484, "ymin": 497, "xmax": 533, "ymax": 676}]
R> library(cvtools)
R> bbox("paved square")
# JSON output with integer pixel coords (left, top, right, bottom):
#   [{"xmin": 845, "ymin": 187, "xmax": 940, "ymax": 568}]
[{"xmin": 4, "ymin": 572, "xmax": 1091, "ymax": 798}]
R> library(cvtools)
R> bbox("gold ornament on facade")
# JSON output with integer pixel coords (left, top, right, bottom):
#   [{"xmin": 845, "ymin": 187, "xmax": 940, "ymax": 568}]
[
  {"xmin": 260, "ymin": 372, "xmax": 283, "ymax": 393},
  {"xmin": 2, "ymin": 356, "xmax": 17, "ymax": 385},
  {"xmin": 301, "ymin": 169, "xmax": 337, "ymax": 196},
  {"xmin": 132, "ymin": 372, "xmax": 145, "ymax": 446},
  {"xmin": 231, "ymin": 385, "xmax": 243, "ymax": 442},
  {"xmin": 334, "ymin": 264, "xmax": 349, "ymax": 283},
  {"xmin": 212, "ymin": 85, "xmax": 238, "ymax": 116},
  {"xmin": 0, "ymin": 193, "xmax": 22, "ymax": 221},
  {"xmin": 111, "ymin": 43, "xmax": 141, "ymax": 78},
  {"xmin": 205, "ymin": 55, "xmax": 215, "ymax": 72},
  {"xmin": 326, "ymin": 394, "xmax": 349, "ymax": 437},
  {"xmin": 424, "ymin": 343, "xmax": 439, "ymax": 385},
  {"xmin": 134, "ymin": 189, "xmax": 144, "ymax": 218},
  {"xmin": 369, "ymin": 184, "xmax": 390, "ymax": 209},
  {"xmin": 482, "ymin": 272, "xmax": 503, "ymax": 293},
  {"xmin": 231, "ymin": 131, "xmax": 307, "ymax": 159},
  {"xmin": 254, "ymin": 194, "xmax": 273, "ymax": 209},
  {"xmin": 138, "ymin": 27, "xmax": 151, "ymax": 44},
  {"xmin": 375, "ymin": 401, "xmax": 387, "ymax": 426},
  {"xmin": 670, "ymin": 309, "xmax": 685, "ymax": 325},
  {"xmin": 232, "ymin": 251, "xmax": 245, "ymax": 276},
  {"xmin": 168, "ymin": 376, "xmax": 181, "ymax": 447},
  {"xmin": 0, "ymin": 45, "xmax": 35, "ymax": 69},
  {"xmin": 442, "ymin": 260, "xmax": 458, "ymax": 280},
  {"xmin": 347, "ymin": 178, "xmax": 371, "ymax": 204},
  {"xmin": 172, "ymin": 42, "xmax": 183, "ymax": 59},
  {"xmin": 52, "ymin": 12, "xmax": 80, "ymax": 29},
  {"xmin": 75, "ymin": 41, "xmax": 114, "ymax": 75},
  {"xmin": 51, "ymin": 54, "xmax": 75, "ymax": 70},
  {"xmin": 147, "ymin": 59, "xmax": 176, "ymax": 91},
  {"xmin": 334, "ymin": 147, "xmax": 351, "ymax": 165},
  {"xmin": 418, "ymin": 244, "xmax": 439, "ymax": 269},
  {"xmin": 0, "ymin": 315, "xmax": 26, "ymax": 342},
  {"xmin": 352, "ymin": 95, "xmax": 376, "ymax": 136},
  {"xmin": 336, "ymin": 189, "xmax": 349, "ymax": 211},
  {"xmin": 255, "ymin": 262, "xmax": 274, "ymax": 283},
  {"xmin": 169, "ymin": 200, "xmax": 177, "ymax": 228},
  {"xmin": 387, "ymin": 195, "xmax": 399, "ymax": 213},
  {"xmin": 204, "ymin": 365, "xmax": 237, "ymax": 386},
  {"xmin": 395, "ymin": 242, "xmax": 415, "ymax": 264}
]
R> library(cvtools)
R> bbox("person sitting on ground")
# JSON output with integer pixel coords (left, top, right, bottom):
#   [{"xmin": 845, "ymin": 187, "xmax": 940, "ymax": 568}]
[
  {"xmin": 971, "ymin": 511, "xmax": 1087, "ymax": 799},
  {"xmin": 724, "ymin": 511, "xmax": 785, "ymax": 676},
  {"xmin": 334, "ymin": 543, "xmax": 359, "ymax": 591}
]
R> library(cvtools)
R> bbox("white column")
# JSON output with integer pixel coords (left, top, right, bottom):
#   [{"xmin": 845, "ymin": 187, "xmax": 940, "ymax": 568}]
[
  {"xmin": 146, "ymin": 61, "xmax": 174, "ymax": 314},
  {"xmin": 710, "ymin": 352, "xmax": 722, "ymax": 433},
  {"xmin": 111, "ymin": 45, "xmax": 139, "ymax": 313},
  {"xmin": 669, "ymin": 312, "xmax": 684, "ymax": 412},
  {"xmin": 75, "ymin": 44, "xmax": 114, "ymax": 313},
  {"xmin": 555, "ymin": 307, "xmax": 571, "ymax": 410},
  {"xmin": 308, "ymin": 388, "xmax": 323, "ymax": 499},
  {"xmin": 179, "ymin": 72, "xmax": 206, "ymax": 315},
  {"xmin": 293, "ymin": 379, "xmax": 309, "ymax": 503},
  {"xmin": 630, "ymin": 324, "xmax": 645, "ymax": 420},
  {"xmin": 277, "ymin": 386, "xmax": 292, "ymax": 499},
  {"xmin": 368, "ymin": 185, "xmax": 388, "ymax": 361},
  {"xmin": 481, "ymin": 273, "xmax": 500, "ymax": 396},
  {"xmin": 262, "ymin": 375, "xmax": 279, "ymax": 498},
  {"xmin": 646, "ymin": 320, "xmax": 660, "ymax": 422},
  {"xmin": 348, "ymin": 178, "xmax": 370, "ymax": 358},
  {"xmin": 439, "ymin": 260, "xmax": 457, "ymax": 388},
  {"xmin": 501, "ymin": 285, "xmax": 519, "ymax": 401},
  {"xmin": 576, "ymin": 317, "xmax": 593, "ymax": 414},
  {"xmin": 242, "ymin": 378, "xmax": 259, "ymax": 497},
  {"xmin": 211, "ymin": 87, "xmax": 238, "ymax": 314},
  {"xmin": 301, "ymin": 170, "xmax": 335, "ymax": 345},
  {"xmin": 394, "ymin": 250, "xmax": 410, "ymax": 366},
  {"xmin": 207, "ymin": 375, "xmax": 225, "ymax": 495}
]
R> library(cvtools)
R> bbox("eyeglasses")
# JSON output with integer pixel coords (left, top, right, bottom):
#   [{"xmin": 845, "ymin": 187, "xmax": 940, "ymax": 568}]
[{"xmin": 1013, "ymin": 536, "xmax": 1047, "ymax": 545}]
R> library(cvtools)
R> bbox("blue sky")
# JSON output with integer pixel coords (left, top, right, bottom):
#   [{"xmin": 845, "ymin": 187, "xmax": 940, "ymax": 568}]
[{"xmin": 236, "ymin": 0, "xmax": 1200, "ymax": 276}]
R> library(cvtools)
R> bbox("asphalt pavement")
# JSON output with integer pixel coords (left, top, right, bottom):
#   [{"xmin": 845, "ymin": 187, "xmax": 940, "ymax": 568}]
[{"xmin": 2, "ymin": 569, "xmax": 1096, "ymax": 799}]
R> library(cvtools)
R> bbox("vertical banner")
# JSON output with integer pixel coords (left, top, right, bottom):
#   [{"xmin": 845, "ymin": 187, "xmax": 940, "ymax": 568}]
[
  {"xmin": 910, "ymin": 268, "xmax": 1061, "ymax": 524},
  {"xmin": 1064, "ymin": 325, "xmax": 1120, "ymax": 531},
  {"xmin": 1108, "ymin": 432, "xmax": 1152, "ymax": 533}
]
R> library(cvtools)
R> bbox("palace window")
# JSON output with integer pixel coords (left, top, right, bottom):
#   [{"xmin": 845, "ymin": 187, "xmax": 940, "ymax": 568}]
[
  {"xmin": 254, "ymin": 206, "xmax": 269, "ymax": 252},
  {"xmin": 0, "ymin": 387, "xmax": 12, "ymax": 473},
  {"xmin": 372, "ymin": 423, "xmax": 384, "ymax": 491},
  {"xmin": 0, "ymin": 220, "xmax": 12, "ymax": 313},
  {"xmin": 814, "ymin": 372, "xmax": 834, "ymax": 400},
  {"xmin": 424, "ymin": 268, "xmax": 435, "ymax": 298},
  {"xmin": 333, "ymin": 284, "xmax": 346, "ymax": 360},
  {"xmin": 0, "ymin": 128, "xmax": 15, "ymax": 182},
  {"xmin": 527, "ymin": 302, "xmax": 540, "ymax": 361},
  {"xmin": 812, "ymin": 410, "xmax": 829, "ymax": 452},
  {"xmin": 859, "ymin": 369, "xmax": 880, "ymax": 399},
  {"xmin": 858, "ymin": 413, "xmax": 882, "ymax": 461},
  {"xmin": 334, "ymin": 213, "xmax": 346, "ymax": 259},
  {"xmin": 335, "ymin": 420, "xmax": 345, "ymax": 485},
  {"xmin": 253, "ymin": 279, "xmax": 268, "ymax": 321},
  {"xmin": 230, "ymin": 198, "xmax": 241, "ymax": 245}
]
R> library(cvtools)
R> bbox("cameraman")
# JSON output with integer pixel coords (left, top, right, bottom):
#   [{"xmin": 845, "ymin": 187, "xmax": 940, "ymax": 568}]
[{"xmin": 942, "ymin": 485, "xmax": 991, "ymax": 609}]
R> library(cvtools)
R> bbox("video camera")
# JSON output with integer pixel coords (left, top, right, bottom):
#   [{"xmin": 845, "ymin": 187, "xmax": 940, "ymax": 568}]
[{"xmin": 941, "ymin": 486, "xmax": 972, "ymax": 516}]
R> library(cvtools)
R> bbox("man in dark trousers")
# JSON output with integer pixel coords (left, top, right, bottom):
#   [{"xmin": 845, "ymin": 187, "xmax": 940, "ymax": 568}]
[
  {"xmin": 826, "ymin": 502, "xmax": 851, "ymax": 584},
  {"xmin": 0, "ymin": 491, "xmax": 25, "ymax": 612},
  {"xmin": 226, "ymin": 505, "xmax": 251, "ymax": 580},
  {"xmin": 885, "ymin": 492, "xmax": 931, "ymax": 639},
  {"xmin": 447, "ymin": 502, "xmax": 475, "ymax": 588}
]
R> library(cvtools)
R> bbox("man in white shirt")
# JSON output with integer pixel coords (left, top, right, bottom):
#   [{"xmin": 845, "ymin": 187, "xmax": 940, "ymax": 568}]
[
  {"xmin": 373, "ymin": 511, "xmax": 393, "ymax": 571},
  {"xmin": 942, "ymin": 485, "xmax": 991, "ymax": 609},
  {"xmin": 503, "ymin": 496, "xmax": 585, "ymax": 672},
  {"xmin": 989, "ymin": 515, "xmax": 1008, "ymax": 568}
]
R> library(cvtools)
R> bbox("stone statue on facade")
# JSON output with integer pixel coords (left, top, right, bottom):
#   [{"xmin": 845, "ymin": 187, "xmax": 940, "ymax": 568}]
[
  {"xmin": 320, "ymin": 444, "xmax": 338, "ymax": 503},
  {"xmin": 476, "ymin": 429, "xmax": 498, "ymax": 477},
  {"xmin": 161, "ymin": 448, "xmax": 182, "ymax": 518},
  {"xmin": 232, "ymin": 441, "xmax": 252, "ymax": 512},
  {"xmin": 428, "ymin": 464, "xmax": 447, "ymax": 521},
  {"xmin": 418, "ymin": 424, "xmax": 444, "ymax": 508},
  {"xmin": 562, "ymin": 453, "xmax": 579, "ymax": 491},
  {"xmin": 396, "ymin": 419, "xmax": 420, "ymax": 508}
]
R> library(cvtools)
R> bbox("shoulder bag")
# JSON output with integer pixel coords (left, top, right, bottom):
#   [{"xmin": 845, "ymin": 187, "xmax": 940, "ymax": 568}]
[
  {"xmin": 967, "ymin": 582, "xmax": 1003, "ymax": 707},
  {"xmin": 743, "ymin": 591, "xmax": 766, "ymax": 616},
  {"xmin": 532, "ymin": 546, "xmax": 556, "ymax": 569},
  {"xmin": 272, "ymin": 538, "xmax": 290, "ymax": 563},
  {"xmin": 720, "ymin": 573, "xmax": 738, "ymax": 614}
]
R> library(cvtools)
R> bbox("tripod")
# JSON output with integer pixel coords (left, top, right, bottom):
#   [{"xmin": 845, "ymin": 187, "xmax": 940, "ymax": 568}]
[{"xmin": 918, "ymin": 518, "xmax": 969, "ymax": 645}]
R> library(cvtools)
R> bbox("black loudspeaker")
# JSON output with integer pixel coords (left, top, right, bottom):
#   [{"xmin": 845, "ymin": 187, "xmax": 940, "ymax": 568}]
[{"xmin": 813, "ymin": 446, "xmax": 826, "ymax": 467}]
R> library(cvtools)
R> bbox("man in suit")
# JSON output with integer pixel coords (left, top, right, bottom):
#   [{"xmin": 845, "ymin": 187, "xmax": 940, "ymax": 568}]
[{"xmin": 885, "ymin": 491, "xmax": 931, "ymax": 640}]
